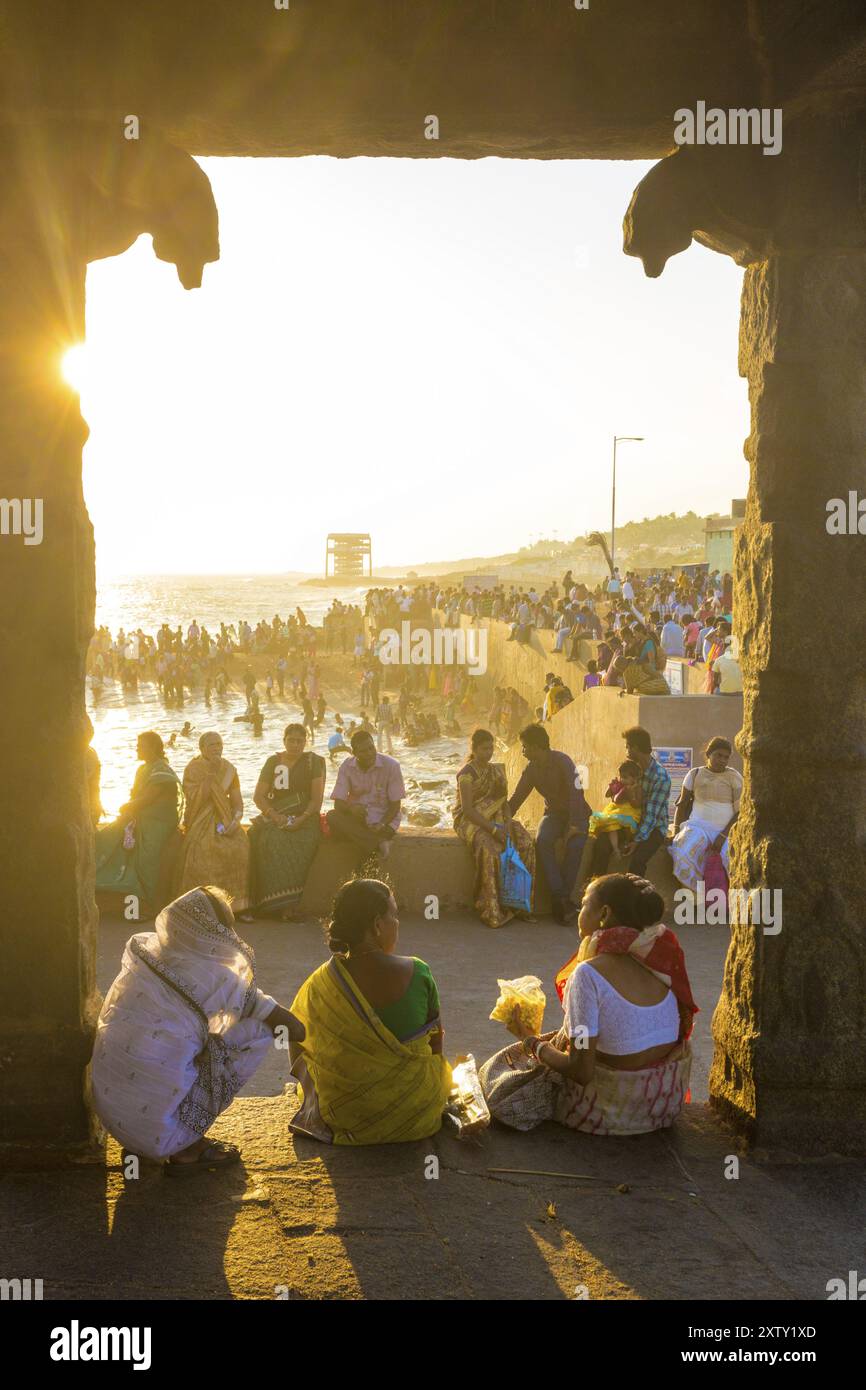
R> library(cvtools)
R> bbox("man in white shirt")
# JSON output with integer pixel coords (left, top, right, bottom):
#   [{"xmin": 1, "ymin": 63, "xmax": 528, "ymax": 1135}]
[
  {"xmin": 715, "ymin": 639, "xmax": 743, "ymax": 693},
  {"xmin": 622, "ymin": 575, "xmax": 635, "ymax": 603},
  {"xmin": 660, "ymin": 618, "xmax": 685, "ymax": 658}
]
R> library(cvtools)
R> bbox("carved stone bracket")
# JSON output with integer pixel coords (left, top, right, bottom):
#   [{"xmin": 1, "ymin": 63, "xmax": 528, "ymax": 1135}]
[
  {"xmin": 0, "ymin": 120, "xmax": 219, "ymax": 290},
  {"xmin": 623, "ymin": 114, "xmax": 866, "ymax": 279}
]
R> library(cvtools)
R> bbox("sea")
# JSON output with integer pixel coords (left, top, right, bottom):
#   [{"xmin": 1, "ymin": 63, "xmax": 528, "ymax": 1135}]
[{"xmin": 91, "ymin": 574, "xmax": 465, "ymax": 825}]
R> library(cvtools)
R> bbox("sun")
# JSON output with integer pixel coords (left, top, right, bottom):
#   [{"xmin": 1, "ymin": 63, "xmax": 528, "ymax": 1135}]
[{"xmin": 61, "ymin": 344, "xmax": 89, "ymax": 392}]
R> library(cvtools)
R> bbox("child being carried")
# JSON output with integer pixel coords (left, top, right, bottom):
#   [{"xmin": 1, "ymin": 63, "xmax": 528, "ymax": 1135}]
[{"xmin": 588, "ymin": 759, "xmax": 643, "ymax": 857}]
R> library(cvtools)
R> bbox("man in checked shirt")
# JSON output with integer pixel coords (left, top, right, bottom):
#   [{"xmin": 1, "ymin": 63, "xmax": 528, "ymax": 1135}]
[{"xmin": 589, "ymin": 725, "xmax": 671, "ymax": 878}]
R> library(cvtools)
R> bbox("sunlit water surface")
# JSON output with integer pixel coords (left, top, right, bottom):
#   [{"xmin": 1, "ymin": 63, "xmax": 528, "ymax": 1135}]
[{"xmin": 92, "ymin": 575, "xmax": 467, "ymax": 825}]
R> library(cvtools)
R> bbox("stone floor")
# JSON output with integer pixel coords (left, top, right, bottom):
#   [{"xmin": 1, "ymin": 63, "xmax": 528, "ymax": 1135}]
[{"xmin": 1, "ymin": 913, "xmax": 863, "ymax": 1300}]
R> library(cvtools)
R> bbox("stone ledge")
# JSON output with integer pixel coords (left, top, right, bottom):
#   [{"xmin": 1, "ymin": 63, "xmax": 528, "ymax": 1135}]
[{"xmin": 300, "ymin": 829, "xmax": 475, "ymax": 915}]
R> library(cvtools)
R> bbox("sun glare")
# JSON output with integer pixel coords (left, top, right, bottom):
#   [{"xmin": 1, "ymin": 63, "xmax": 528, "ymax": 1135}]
[{"xmin": 61, "ymin": 343, "xmax": 88, "ymax": 392}]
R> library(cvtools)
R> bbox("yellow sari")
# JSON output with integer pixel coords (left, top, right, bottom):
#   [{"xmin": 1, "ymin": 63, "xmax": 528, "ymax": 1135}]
[
  {"xmin": 178, "ymin": 756, "xmax": 251, "ymax": 912},
  {"xmin": 289, "ymin": 957, "xmax": 451, "ymax": 1145},
  {"xmin": 453, "ymin": 760, "xmax": 536, "ymax": 928}
]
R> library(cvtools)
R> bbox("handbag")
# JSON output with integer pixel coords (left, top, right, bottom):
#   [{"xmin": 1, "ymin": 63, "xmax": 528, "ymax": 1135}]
[
  {"xmin": 477, "ymin": 1032, "xmax": 561, "ymax": 1131},
  {"xmin": 703, "ymin": 850, "xmax": 729, "ymax": 896},
  {"xmin": 499, "ymin": 837, "xmax": 532, "ymax": 913}
]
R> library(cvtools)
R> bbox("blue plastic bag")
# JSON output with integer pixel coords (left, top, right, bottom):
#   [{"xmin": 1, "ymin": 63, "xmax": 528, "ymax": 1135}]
[{"xmin": 499, "ymin": 837, "xmax": 532, "ymax": 913}]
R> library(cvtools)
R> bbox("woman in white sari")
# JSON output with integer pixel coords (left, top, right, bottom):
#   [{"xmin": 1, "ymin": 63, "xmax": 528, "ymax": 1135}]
[
  {"xmin": 91, "ymin": 886, "xmax": 304, "ymax": 1173},
  {"xmin": 669, "ymin": 737, "xmax": 742, "ymax": 889}
]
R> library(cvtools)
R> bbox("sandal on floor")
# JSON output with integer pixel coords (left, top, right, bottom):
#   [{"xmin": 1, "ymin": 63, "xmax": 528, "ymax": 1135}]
[{"xmin": 164, "ymin": 1140, "xmax": 241, "ymax": 1177}]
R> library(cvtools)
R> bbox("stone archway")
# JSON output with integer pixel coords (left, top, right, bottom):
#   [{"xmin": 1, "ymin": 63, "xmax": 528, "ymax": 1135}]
[{"xmin": 1, "ymin": 4, "xmax": 865, "ymax": 1155}]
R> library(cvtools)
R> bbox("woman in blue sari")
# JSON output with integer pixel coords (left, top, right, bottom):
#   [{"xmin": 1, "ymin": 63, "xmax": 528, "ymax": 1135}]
[{"xmin": 95, "ymin": 731, "xmax": 183, "ymax": 917}]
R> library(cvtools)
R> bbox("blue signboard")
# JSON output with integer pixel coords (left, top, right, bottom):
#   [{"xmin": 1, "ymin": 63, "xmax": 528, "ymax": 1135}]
[{"xmin": 653, "ymin": 746, "xmax": 693, "ymax": 822}]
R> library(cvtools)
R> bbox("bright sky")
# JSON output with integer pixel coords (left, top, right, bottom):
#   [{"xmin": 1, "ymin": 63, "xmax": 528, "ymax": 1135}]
[{"xmin": 69, "ymin": 156, "xmax": 749, "ymax": 578}]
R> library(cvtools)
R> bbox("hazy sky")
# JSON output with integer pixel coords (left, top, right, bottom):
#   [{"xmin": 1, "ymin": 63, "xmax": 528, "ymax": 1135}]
[{"xmin": 69, "ymin": 156, "xmax": 749, "ymax": 577}]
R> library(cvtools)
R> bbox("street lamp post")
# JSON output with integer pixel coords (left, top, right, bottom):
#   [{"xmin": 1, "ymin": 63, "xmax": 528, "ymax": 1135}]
[{"xmin": 610, "ymin": 434, "xmax": 644, "ymax": 573}]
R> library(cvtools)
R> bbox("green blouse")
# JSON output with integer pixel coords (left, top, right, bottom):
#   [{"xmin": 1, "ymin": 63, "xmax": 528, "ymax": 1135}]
[
  {"xmin": 260, "ymin": 750, "xmax": 325, "ymax": 816},
  {"xmin": 375, "ymin": 959, "xmax": 440, "ymax": 1042}
]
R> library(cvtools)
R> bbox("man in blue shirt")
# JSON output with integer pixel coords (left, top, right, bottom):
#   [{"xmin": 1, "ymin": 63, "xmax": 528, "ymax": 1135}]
[
  {"xmin": 506, "ymin": 723, "xmax": 590, "ymax": 923},
  {"xmin": 590, "ymin": 725, "xmax": 671, "ymax": 878}
]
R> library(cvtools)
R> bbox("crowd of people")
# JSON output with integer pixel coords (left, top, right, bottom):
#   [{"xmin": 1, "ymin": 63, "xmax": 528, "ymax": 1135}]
[
  {"xmin": 89, "ymin": 559, "xmax": 741, "ymax": 929},
  {"xmin": 91, "ymin": 699, "xmax": 739, "ymax": 944},
  {"xmin": 557, "ymin": 565, "xmax": 737, "ymax": 695},
  {"xmin": 507, "ymin": 567, "xmax": 739, "ymax": 706},
  {"xmin": 88, "ymin": 561, "xmax": 746, "ymax": 1167},
  {"xmin": 93, "ymin": 722, "xmax": 405, "ymax": 923},
  {"xmin": 402, "ymin": 564, "xmax": 736, "ymax": 713},
  {"xmin": 88, "ymin": 610, "xmax": 327, "ymax": 706}
]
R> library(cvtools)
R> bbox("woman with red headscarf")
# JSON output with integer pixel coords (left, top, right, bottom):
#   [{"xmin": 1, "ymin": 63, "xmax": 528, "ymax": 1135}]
[{"xmin": 481, "ymin": 873, "xmax": 696, "ymax": 1136}]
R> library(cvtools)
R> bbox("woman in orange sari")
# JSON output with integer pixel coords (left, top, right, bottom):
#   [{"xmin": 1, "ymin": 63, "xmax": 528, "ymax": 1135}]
[
  {"xmin": 178, "ymin": 732, "xmax": 252, "ymax": 917},
  {"xmin": 453, "ymin": 728, "xmax": 535, "ymax": 928}
]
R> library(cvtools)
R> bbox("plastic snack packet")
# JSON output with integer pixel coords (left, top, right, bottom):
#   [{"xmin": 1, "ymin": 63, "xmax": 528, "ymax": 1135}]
[
  {"xmin": 446, "ymin": 1054, "xmax": 491, "ymax": 1138},
  {"xmin": 490, "ymin": 975, "xmax": 546, "ymax": 1038}
]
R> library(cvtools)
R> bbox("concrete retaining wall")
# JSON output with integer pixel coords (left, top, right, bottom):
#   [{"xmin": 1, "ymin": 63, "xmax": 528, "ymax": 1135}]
[{"xmin": 299, "ymin": 830, "xmax": 475, "ymax": 917}]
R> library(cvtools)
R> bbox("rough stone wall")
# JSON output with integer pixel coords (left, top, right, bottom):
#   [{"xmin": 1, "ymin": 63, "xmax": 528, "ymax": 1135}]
[
  {"xmin": 0, "ymin": 126, "xmax": 218, "ymax": 1144},
  {"xmin": 0, "ymin": 152, "xmax": 97, "ymax": 1142},
  {"xmin": 711, "ymin": 248, "xmax": 866, "ymax": 1152}
]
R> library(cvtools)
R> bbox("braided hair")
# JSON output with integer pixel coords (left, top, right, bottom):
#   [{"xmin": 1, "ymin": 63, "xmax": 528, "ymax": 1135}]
[{"xmin": 590, "ymin": 873, "xmax": 664, "ymax": 929}]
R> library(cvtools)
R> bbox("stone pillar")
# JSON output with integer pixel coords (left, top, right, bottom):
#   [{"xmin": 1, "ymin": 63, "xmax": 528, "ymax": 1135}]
[
  {"xmin": 711, "ymin": 246, "xmax": 866, "ymax": 1153},
  {"xmin": 0, "ymin": 124, "xmax": 218, "ymax": 1148},
  {"xmin": 0, "ymin": 159, "xmax": 97, "ymax": 1146},
  {"xmin": 624, "ymin": 121, "xmax": 866, "ymax": 1153}
]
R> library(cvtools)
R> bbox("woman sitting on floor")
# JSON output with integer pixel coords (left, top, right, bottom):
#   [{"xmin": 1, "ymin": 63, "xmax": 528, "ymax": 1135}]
[
  {"xmin": 91, "ymin": 886, "xmax": 304, "ymax": 1174},
  {"xmin": 288, "ymin": 879, "xmax": 451, "ymax": 1145},
  {"xmin": 481, "ymin": 873, "xmax": 696, "ymax": 1136}
]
